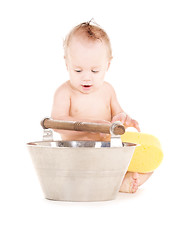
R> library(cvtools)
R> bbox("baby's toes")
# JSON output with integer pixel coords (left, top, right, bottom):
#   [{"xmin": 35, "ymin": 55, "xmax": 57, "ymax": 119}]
[
  {"xmin": 131, "ymin": 182, "xmax": 138, "ymax": 193},
  {"xmin": 130, "ymin": 173, "xmax": 139, "ymax": 193},
  {"xmin": 129, "ymin": 180, "xmax": 138, "ymax": 193}
]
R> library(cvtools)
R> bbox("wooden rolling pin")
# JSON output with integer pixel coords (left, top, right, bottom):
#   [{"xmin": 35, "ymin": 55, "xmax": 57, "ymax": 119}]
[{"xmin": 41, "ymin": 118, "xmax": 125, "ymax": 135}]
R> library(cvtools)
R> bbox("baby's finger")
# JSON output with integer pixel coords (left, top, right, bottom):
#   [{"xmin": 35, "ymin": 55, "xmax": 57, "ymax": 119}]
[
  {"xmin": 118, "ymin": 112, "xmax": 126, "ymax": 124},
  {"xmin": 111, "ymin": 115, "xmax": 120, "ymax": 123},
  {"xmin": 125, "ymin": 115, "xmax": 132, "ymax": 126},
  {"xmin": 132, "ymin": 120, "xmax": 141, "ymax": 132}
]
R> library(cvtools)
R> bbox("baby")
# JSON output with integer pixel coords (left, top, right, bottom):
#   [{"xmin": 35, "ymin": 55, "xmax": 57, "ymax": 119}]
[{"xmin": 51, "ymin": 21, "xmax": 152, "ymax": 193}]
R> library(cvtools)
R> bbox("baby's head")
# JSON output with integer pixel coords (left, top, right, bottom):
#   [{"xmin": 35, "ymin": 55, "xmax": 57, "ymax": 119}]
[{"xmin": 64, "ymin": 21, "xmax": 112, "ymax": 94}]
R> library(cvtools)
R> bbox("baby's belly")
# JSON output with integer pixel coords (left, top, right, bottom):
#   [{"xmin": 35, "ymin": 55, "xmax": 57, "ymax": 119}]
[
  {"xmin": 66, "ymin": 101, "xmax": 111, "ymax": 141},
  {"xmin": 61, "ymin": 132, "xmax": 111, "ymax": 142},
  {"xmin": 70, "ymin": 106, "xmax": 111, "ymax": 122},
  {"xmin": 61, "ymin": 107, "xmax": 111, "ymax": 141}
]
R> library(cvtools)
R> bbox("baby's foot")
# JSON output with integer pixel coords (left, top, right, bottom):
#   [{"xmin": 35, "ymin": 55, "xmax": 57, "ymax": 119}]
[{"xmin": 119, "ymin": 172, "xmax": 139, "ymax": 193}]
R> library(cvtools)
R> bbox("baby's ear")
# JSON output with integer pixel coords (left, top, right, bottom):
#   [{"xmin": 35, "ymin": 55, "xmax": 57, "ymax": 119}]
[
  {"xmin": 64, "ymin": 56, "xmax": 69, "ymax": 71},
  {"xmin": 107, "ymin": 57, "xmax": 113, "ymax": 70}
]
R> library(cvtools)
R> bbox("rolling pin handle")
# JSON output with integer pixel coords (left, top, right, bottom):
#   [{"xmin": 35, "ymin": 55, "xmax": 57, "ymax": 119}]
[
  {"xmin": 110, "ymin": 121, "xmax": 125, "ymax": 136},
  {"xmin": 41, "ymin": 117, "xmax": 51, "ymax": 129}
]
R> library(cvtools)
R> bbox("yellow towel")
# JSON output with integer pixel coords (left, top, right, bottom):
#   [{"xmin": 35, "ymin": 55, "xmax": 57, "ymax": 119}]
[{"xmin": 121, "ymin": 132, "xmax": 163, "ymax": 173}]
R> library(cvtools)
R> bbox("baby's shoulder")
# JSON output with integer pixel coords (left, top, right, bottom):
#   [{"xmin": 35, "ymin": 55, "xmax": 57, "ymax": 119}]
[
  {"xmin": 103, "ymin": 81, "xmax": 116, "ymax": 94},
  {"xmin": 54, "ymin": 81, "xmax": 71, "ymax": 99}
]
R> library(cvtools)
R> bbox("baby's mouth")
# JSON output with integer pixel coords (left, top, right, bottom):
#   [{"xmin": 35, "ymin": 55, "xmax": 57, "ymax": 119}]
[{"xmin": 81, "ymin": 84, "xmax": 92, "ymax": 89}]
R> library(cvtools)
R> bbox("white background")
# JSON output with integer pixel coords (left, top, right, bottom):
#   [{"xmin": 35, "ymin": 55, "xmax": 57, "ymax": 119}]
[{"xmin": 0, "ymin": 0, "xmax": 179, "ymax": 239}]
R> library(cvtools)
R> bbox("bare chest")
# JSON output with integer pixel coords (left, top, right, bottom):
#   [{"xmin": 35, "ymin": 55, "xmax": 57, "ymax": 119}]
[{"xmin": 69, "ymin": 93, "xmax": 111, "ymax": 121}]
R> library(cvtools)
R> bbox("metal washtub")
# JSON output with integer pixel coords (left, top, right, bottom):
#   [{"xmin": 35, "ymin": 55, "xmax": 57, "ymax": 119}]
[{"xmin": 27, "ymin": 118, "xmax": 136, "ymax": 201}]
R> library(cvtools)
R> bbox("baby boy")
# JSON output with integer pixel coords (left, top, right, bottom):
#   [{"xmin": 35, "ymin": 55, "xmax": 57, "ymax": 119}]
[{"xmin": 51, "ymin": 21, "xmax": 152, "ymax": 193}]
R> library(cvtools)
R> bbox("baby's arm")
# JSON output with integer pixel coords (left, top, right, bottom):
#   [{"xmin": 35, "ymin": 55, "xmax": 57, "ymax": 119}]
[
  {"xmin": 51, "ymin": 83, "xmax": 87, "ymax": 139},
  {"xmin": 109, "ymin": 84, "xmax": 140, "ymax": 132},
  {"xmin": 51, "ymin": 82, "xmax": 110, "ymax": 140}
]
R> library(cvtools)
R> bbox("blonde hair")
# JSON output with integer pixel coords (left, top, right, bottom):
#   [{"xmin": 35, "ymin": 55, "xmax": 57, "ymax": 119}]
[{"xmin": 63, "ymin": 20, "xmax": 112, "ymax": 59}]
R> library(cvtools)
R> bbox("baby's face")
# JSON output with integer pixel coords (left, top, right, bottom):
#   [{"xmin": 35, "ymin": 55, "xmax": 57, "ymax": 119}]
[{"xmin": 65, "ymin": 35, "xmax": 111, "ymax": 94}]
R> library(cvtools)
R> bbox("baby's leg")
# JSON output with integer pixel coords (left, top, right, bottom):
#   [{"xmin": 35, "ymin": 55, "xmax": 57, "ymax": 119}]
[
  {"xmin": 119, "ymin": 172, "xmax": 139, "ymax": 193},
  {"xmin": 119, "ymin": 171, "xmax": 153, "ymax": 193},
  {"xmin": 138, "ymin": 172, "xmax": 153, "ymax": 186}
]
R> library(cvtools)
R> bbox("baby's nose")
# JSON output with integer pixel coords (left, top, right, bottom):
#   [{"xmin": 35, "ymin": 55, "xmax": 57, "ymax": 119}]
[{"xmin": 83, "ymin": 71, "xmax": 93, "ymax": 81}]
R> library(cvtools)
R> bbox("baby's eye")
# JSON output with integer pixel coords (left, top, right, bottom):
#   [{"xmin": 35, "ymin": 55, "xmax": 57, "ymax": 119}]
[
  {"xmin": 91, "ymin": 70, "xmax": 99, "ymax": 73},
  {"xmin": 74, "ymin": 70, "xmax": 82, "ymax": 73}
]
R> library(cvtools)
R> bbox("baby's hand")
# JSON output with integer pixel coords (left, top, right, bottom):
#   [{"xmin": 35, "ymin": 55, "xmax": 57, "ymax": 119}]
[{"xmin": 111, "ymin": 112, "xmax": 140, "ymax": 132}]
